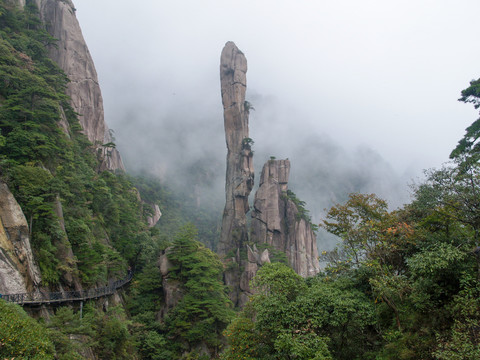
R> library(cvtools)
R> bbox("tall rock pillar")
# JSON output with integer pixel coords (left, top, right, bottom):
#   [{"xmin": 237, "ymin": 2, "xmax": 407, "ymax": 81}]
[
  {"xmin": 218, "ymin": 42, "xmax": 254, "ymax": 306},
  {"xmin": 218, "ymin": 42, "xmax": 254, "ymax": 256}
]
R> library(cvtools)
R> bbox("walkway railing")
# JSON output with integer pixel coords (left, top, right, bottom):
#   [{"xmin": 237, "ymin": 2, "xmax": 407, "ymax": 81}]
[{"xmin": 1, "ymin": 272, "xmax": 133, "ymax": 306}]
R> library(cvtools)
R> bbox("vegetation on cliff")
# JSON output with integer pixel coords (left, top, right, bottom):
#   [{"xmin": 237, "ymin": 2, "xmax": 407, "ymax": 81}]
[
  {"xmin": 0, "ymin": 0, "xmax": 153, "ymax": 287},
  {"xmin": 221, "ymin": 79, "xmax": 480, "ymax": 358},
  {"xmin": 0, "ymin": 2, "xmax": 151, "ymax": 358},
  {"xmin": 2, "ymin": 1, "xmax": 480, "ymax": 359}
]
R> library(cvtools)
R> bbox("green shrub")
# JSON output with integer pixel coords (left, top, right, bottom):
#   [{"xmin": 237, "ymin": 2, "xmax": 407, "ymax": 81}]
[{"xmin": 0, "ymin": 299, "xmax": 54, "ymax": 359}]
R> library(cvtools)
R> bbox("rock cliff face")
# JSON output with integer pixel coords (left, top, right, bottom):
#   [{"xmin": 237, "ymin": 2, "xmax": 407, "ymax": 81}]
[
  {"xmin": 218, "ymin": 41, "xmax": 254, "ymax": 257},
  {"xmin": 238, "ymin": 244, "xmax": 270, "ymax": 304},
  {"xmin": 146, "ymin": 203, "xmax": 162, "ymax": 228},
  {"xmin": 0, "ymin": 183, "xmax": 41, "ymax": 295},
  {"xmin": 218, "ymin": 42, "xmax": 255, "ymax": 306},
  {"xmin": 53, "ymin": 196, "xmax": 83, "ymax": 291},
  {"xmin": 25, "ymin": 0, "xmax": 124, "ymax": 171},
  {"xmin": 251, "ymin": 159, "xmax": 320, "ymax": 277},
  {"xmin": 218, "ymin": 43, "xmax": 320, "ymax": 306},
  {"xmin": 157, "ymin": 248, "xmax": 183, "ymax": 319}
]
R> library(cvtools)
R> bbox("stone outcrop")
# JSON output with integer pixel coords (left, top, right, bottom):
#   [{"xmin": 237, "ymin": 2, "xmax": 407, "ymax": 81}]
[
  {"xmin": 53, "ymin": 196, "xmax": 83, "ymax": 291},
  {"xmin": 251, "ymin": 159, "xmax": 320, "ymax": 277},
  {"xmin": 146, "ymin": 203, "xmax": 162, "ymax": 228},
  {"xmin": 0, "ymin": 183, "xmax": 41, "ymax": 295},
  {"xmin": 217, "ymin": 43, "xmax": 320, "ymax": 306},
  {"xmin": 218, "ymin": 41, "xmax": 255, "ymax": 306},
  {"xmin": 158, "ymin": 248, "xmax": 183, "ymax": 319},
  {"xmin": 218, "ymin": 41, "xmax": 254, "ymax": 257},
  {"xmin": 238, "ymin": 244, "xmax": 270, "ymax": 304},
  {"xmin": 16, "ymin": 0, "xmax": 125, "ymax": 171}
]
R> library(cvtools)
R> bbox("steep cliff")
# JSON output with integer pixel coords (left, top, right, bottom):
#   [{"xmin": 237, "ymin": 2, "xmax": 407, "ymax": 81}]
[
  {"xmin": 218, "ymin": 42, "xmax": 320, "ymax": 306},
  {"xmin": 218, "ymin": 42, "xmax": 255, "ymax": 306},
  {"xmin": 218, "ymin": 41, "xmax": 254, "ymax": 257},
  {"xmin": 0, "ymin": 183, "xmax": 41, "ymax": 295},
  {"xmin": 145, "ymin": 203, "xmax": 162, "ymax": 228},
  {"xmin": 251, "ymin": 159, "xmax": 320, "ymax": 277},
  {"xmin": 24, "ymin": 0, "xmax": 124, "ymax": 171}
]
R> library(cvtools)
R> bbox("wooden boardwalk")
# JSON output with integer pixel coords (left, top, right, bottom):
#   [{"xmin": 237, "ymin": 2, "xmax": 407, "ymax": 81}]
[{"xmin": 1, "ymin": 272, "xmax": 133, "ymax": 306}]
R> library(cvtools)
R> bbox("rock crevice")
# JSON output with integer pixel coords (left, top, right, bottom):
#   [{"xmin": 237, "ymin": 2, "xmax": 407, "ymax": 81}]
[
  {"xmin": 251, "ymin": 160, "xmax": 320, "ymax": 277},
  {"xmin": 218, "ymin": 41, "xmax": 254, "ymax": 257},
  {"xmin": 218, "ymin": 42, "xmax": 320, "ymax": 307}
]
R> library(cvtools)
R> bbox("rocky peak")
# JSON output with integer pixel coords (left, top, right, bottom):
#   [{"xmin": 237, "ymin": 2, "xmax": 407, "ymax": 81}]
[
  {"xmin": 218, "ymin": 41, "xmax": 254, "ymax": 256},
  {"xmin": 18, "ymin": 0, "xmax": 125, "ymax": 171},
  {"xmin": 218, "ymin": 41, "xmax": 255, "ymax": 307},
  {"xmin": 251, "ymin": 159, "xmax": 320, "ymax": 277}
]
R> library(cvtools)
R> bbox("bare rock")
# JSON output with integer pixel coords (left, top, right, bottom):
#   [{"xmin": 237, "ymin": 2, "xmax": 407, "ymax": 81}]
[
  {"xmin": 53, "ymin": 196, "xmax": 82, "ymax": 291},
  {"xmin": 146, "ymin": 203, "xmax": 162, "ymax": 228},
  {"xmin": 0, "ymin": 183, "xmax": 41, "ymax": 294},
  {"xmin": 158, "ymin": 248, "xmax": 174, "ymax": 277},
  {"xmin": 218, "ymin": 42, "xmax": 254, "ymax": 257},
  {"xmin": 251, "ymin": 159, "xmax": 320, "ymax": 277},
  {"xmin": 158, "ymin": 249, "xmax": 183, "ymax": 318},
  {"xmin": 285, "ymin": 201, "xmax": 321, "ymax": 277},
  {"xmin": 32, "ymin": 0, "xmax": 124, "ymax": 172},
  {"xmin": 218, "ymin": 42, "xmax": 255, "ymax": 307},
  {"xmin": 237, "ymin": 244, "xmax": 271, "ymax": 307}
]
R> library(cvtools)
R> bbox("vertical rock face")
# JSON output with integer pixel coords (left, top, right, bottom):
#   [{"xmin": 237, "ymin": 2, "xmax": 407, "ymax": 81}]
[
  {"xmin": 157, "ymin": 248, "xmax": 183, "ymax": 319},
  {"xmin": 251, "ymin": 159, "xmax": 320, "ymax": 277},
  {"xmin": 0, "ymin": 183, "xmax": 41, "ymax": 295},
  {"xmin": 238, "ymin": 244, "xmax": 270, "ymax": 305},
  {"xmin": 218, "ymin": 41, "xmax": 255, "ymax": 307},
  {"xmin": 218, "ymin": 42, "xmax": 254, "ymax": 256},
  {"xmin": 32, "ymin": 0, "xmax": 124, "ymax": 171},
  {"xmin": 146, "ymin": 203, "xmax": 162, "ymax": 228},
  {"xmin": 53, "ymin": 196, "xmax": 83, "ymax": 291}
]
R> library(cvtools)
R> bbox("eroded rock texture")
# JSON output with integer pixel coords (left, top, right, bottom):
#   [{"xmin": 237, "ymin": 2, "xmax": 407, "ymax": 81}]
[
  {"xmin": 218, "ymin": 42, "xmax": 254, "ymax": 256},
  {"xmin": 218, "ymin": 42, "xmax": 255, "ymax": 306},
  {"xmin": 146, "ymin": 203, "xmax": 162, "ymax": 228},
  {"xmin": 29, "ymin": 0, "xmax": 124, "ymax": 171},
  {"xmin": 238, "ymin": 244, "xmax": 270, "ymax": 305},
  {"xmin": 53, "ymin": 195, "xmax": 83, "ymax": 291},
  {"xmin": 251, "ymin": 159, "xmax": 320, "ymax": 277},
  {"xmin": 158, "ymin": 248, "xmax": 183, "ymax": 319},
  {"xmin": 0, "ymin": 183, "xmax": 41, "ymax": 295}
]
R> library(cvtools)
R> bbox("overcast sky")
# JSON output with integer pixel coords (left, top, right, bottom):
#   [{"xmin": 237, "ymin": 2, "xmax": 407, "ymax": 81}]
[{"xmin": 75, "ymin": 0, "xmax": 480, "ymax": 204}]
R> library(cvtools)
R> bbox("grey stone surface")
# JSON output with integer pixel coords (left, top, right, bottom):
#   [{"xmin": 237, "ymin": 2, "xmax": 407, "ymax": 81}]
[
  {"xmin": 251, "ymin": 160, "xmax": 320, "ymax": 277},
  {"xmin": 218, "ymin": 41, "xmax": 254, "ymax": 257},
  {"xmin": 0, "ymin": 183, "xmax": 41, "ymax": 295}
]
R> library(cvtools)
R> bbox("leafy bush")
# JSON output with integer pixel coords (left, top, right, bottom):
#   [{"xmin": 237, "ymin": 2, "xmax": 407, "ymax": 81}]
[{"xmin": 0, "ymin": 299, "xmax": 54, "ymax": 359}]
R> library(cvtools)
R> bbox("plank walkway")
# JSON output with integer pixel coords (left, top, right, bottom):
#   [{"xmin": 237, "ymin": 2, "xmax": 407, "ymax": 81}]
[{"xmin": 1, "ymin": 272, "xmax": 133, "ymax": 306}]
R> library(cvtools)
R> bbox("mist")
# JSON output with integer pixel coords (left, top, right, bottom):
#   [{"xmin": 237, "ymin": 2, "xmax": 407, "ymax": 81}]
[{"xmin": 75, "ymin": 0, "xmax": 480, "ymax": 250}]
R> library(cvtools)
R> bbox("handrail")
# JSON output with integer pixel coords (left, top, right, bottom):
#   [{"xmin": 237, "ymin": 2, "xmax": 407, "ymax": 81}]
[{"xmin": 1, "ymin": 272, "xmax": 133, "ymax": 306}]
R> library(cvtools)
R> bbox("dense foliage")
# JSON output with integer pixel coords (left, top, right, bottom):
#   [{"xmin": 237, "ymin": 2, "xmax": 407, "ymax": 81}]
[
  {"xmin": 0, "ymin": 299, "xmax": 54, "ymax": 359},
  {"xmin": 0, "ymin": 0, "xmax": 146, "ymax": 286},
  {"xmin": 132, "ymin": 174, "xmax": 222, "ymax": 251},
  {"xmin": 5, "ymin": 1, "xmax": 480, "ymax": 359},
  {"xmin": 129, "ymin": 224, "xmax": 234, "ymax": 359},
  {"xmin": 221, "ymin": 77, "xmax": 480, "ymax": 358},
  {"xmin": 0, "ymin": 2, "xmax": 152, "ymax": 358}
]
